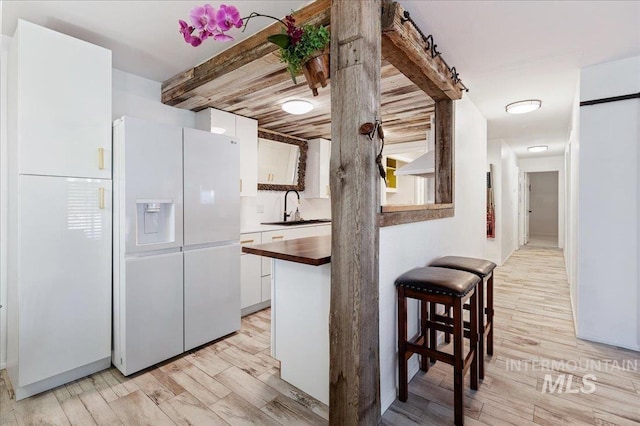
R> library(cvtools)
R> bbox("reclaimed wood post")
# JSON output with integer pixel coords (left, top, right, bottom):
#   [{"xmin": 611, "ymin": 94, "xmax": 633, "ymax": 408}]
[{"xmin": 329, "ymin": 0, "xmax": 382, "ymax": 424}]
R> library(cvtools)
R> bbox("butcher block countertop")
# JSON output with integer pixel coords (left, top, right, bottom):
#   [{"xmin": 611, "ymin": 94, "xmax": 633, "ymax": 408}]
[{"xmin": 242, "ymin": 235, "xmax": 331, "ymax": 266}]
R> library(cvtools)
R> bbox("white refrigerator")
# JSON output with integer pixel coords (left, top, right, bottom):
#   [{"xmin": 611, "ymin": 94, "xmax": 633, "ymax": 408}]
[{"xmin": 112, "ymin": 116, "xmax": 240, "ymax": 376}]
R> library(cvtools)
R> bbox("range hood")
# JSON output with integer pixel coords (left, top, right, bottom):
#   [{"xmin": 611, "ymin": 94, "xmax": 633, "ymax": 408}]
[{"xmin": 394, "ymin": 150, "xmax": 435, "ymax": 177}]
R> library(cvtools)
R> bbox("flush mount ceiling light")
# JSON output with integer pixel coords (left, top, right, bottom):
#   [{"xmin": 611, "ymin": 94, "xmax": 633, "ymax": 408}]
[
  {"xmin": 527, "ymin": 145, "xmax": 548, "ymax": 153},
  {"xmin": 506, "ymin": 99, "xmax": 542, "ymax": 114},
  {"xmin": 282, "ymin": 100, "xmax": 314, "ymax": 115},
  {"xmin": 210, "ymin": 126, "xmax": 227, "ymax": 134}
]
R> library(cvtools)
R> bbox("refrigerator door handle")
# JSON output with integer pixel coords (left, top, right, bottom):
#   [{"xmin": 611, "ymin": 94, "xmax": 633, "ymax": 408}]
[
  {"xmin": 98, "ymin": 148, "xmax": 105, "ymax": 170},
  {"xmin": 98, "ymin": 187, "xmax": 105, "ymax": 209}
]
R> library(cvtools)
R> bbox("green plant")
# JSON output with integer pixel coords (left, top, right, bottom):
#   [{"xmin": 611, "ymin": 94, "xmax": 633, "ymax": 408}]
[
  {"xmin": 268, "ymin": 21, "xmax": 330, "ymax": 84},
  {"xmin": 179, "ymin": 6, "xmax": 330, "ymax": 84}
]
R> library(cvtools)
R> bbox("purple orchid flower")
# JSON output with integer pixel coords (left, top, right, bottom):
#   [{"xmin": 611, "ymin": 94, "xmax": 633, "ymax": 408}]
[
  {"xmin": 190, "ymin": 4, "xmax": 218, "ymax": 32},
  {"xmin": 216, "ymin": 4, "xmax": 243, "ymax": 32},
  {"xmin": 213, "ymin": 31, "xmax": 234, "ymax": 42},
  {"xmin": 179, "ymin": 19, "xmax": 198, "ymax": 45}
]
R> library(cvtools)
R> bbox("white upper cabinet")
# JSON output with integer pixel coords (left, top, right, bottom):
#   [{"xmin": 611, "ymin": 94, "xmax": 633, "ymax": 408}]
[
  {"xmin": 195, "ymin": 107, "xmax": 236, "ymax": 136},
  {"xmin": 195, "ymin": 108, "xmax": 258, "ymax": 197},
  {"xmin": 305, "ymin": 138, "xmax": 331, "ymax": 198},
  {"xmin": 236, "ymin": 115, "xmax": 258, "ymax": 197},
  {"xmin": 12, "ymin": 20, "xmax": 112, "ymax": 179}
]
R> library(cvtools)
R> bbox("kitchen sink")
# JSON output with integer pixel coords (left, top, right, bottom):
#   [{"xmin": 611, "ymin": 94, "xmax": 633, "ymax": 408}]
[{"xmin": 261, "ymin": 219, "xmax": 331, "ymax": 226}]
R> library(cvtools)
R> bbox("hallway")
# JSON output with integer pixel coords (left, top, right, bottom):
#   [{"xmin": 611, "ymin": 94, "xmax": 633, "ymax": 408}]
[{"xmin": 383, "ymin": 246, "xmax": 640, "ymax": 425}]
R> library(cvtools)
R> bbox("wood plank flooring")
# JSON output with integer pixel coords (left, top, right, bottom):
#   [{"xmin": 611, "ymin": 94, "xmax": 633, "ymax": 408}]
[
  {"xmin": 0, "ymin": 309, "xmax": 327, "ymax": 426},
  {"xmin": 382, "ymin": 246, "xmax": 640, "ymax": 425},
  {"xmin": 1, "ymin": 246, "xmax": 638, "ymax": 425}
]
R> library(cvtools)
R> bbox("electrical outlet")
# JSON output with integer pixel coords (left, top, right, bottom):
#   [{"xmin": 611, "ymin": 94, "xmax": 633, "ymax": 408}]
[{"xmin": 257, "ymin": 204, "xmax": 264, "ymax": 214}]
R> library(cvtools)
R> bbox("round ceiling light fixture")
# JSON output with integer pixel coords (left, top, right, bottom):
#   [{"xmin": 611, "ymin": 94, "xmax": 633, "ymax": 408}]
[
  {"xmin": 506, "ymin": 99, "xmax": 542, "ymax": 114},
  {"xmin": 282, "ymin": 100, "xmax": 314, "ymax": 115},
  {"xmin": 527, "ymin": 145, "xmax": 548, "ymax": 153}
]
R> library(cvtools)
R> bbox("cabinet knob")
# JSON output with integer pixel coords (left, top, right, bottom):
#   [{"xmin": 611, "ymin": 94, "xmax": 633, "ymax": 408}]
[{"xmin": 272, "ymin": 236, "xmax": 284, "ymax": 240}]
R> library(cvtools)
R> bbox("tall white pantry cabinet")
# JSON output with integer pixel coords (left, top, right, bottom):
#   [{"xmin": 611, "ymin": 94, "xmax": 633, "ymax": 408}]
[{"xmin": 7, "ymin": 20, "xmax": 112, "ymax": 400}]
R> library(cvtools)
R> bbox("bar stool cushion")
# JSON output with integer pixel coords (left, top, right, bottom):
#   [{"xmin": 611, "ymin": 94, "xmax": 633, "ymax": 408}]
[
  {"xmin": 395, "ymin": 266, "xmax": 480, "ymax": 297},
  {"xmin": 431, "ymin": 256, "xmax": 496, "ymax": 278}
]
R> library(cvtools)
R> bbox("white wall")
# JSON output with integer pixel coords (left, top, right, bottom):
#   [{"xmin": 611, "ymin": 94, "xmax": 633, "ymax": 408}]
[
  {"xmin": 1, "ymin": 35, "xmax": 11, "ymax": 369},
  {"xmin": 486, "ymin": 140, "xmax": 518, "ymax": 265},
  {"xmin": 565, "ymin": 81, "xmax": 580, "ymax": 324},
  {"xmin": 112, "ymin": 69, "xmax": 194, "ymax": 127},
  {"xmin": 501, "ymin": 143, "xmax": 519, "ymax": 262},
  {"xmin": 519, "ymin": 156, "xmax": 565, "ymax": 249},
  {"xmin": 577, "ymin": 56, "xmax": 639, "ymax": 351},
  {"xmin": 486, "ymin": 141, "xmax": 502, "ymax": 264},
  {"xmin": 379, "ymin": 95, "xmax": 487, "ymax": 413},
  {"xmin": 528, "ymin": 172, "xmax": 559, "ymax": 237}
]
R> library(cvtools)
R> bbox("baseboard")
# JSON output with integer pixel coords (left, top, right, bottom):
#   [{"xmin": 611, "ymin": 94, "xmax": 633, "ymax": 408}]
[
  {"xmin": 382, "ymin": 354, "xmax": 421, "ymax": 414},
  {"xmin": 241, "ymin": 300, "xmax": 270, "ymax": 317},
  {"xmin": 13, "ymin": 357, "xmax": 111, "ymax": 401},
  {"xmin": 576, "ymin": 332, "xmax": 640, "ymax": 353},
  {"xmin": 568, "ymin": 288, "xmax": 578, "ymax": 334},
  {"xmin": 502, "ymin": 248, "xmax": 515, "ymax": 265}
]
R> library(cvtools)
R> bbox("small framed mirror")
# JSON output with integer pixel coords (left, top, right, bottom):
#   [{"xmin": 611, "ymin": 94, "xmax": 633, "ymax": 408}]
[{"xmin": 257, "ymin": 129, "xmax": 307, "ymax": 191}]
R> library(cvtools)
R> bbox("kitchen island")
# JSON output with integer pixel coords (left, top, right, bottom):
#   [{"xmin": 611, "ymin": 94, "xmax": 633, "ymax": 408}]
[{"xmin": 242, "ymin": 235, "xmax": 331, "ymax": 405}]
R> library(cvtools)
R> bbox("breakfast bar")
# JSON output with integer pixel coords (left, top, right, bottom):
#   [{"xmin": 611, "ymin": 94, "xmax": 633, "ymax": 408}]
[{"xmin": 242, "ymin": 235, "xmax": 331, "ymax": 405}]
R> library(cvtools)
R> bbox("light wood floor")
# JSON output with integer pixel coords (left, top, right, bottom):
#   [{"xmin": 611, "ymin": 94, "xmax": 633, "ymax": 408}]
[
  {"xmin": 382, "ymin": 246, "xmax": 640, "ymax": 425},
  {"xmin": 0, "ymin": 309, "xmax": 329, "ymax": 426},
  {"xmin": 1, "ymin": 246, "xmax": 639, "ymax": 425}
]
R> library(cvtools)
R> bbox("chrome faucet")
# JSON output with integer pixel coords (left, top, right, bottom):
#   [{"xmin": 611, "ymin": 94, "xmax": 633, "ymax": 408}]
[{"xmin": 283, "ymin": 190, "xmax": 300, "ymax": 221}]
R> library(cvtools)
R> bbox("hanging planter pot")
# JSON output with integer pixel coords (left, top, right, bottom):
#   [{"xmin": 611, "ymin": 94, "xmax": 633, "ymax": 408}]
[{"xmin": 301, "ymin": 49, "xmax": 330, "ymax": 97}]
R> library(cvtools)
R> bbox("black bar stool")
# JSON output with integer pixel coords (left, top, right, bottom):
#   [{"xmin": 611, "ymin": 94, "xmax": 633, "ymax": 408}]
[
  {"xmin": 396, "ymin": 266, "xmax": 480, "ymax": 426},
  {"xmin": 430, "ymin": 256, "xmax": 496, "ymax": 380}
]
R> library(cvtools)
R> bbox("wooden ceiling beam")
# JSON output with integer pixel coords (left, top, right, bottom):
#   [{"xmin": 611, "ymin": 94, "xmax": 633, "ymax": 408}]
[
  {"xmin": 161, "ymin": 0, "xmax": 331, "ymax": 107},
  {"xmin": 381, "ymin": 0, "xmax": 465, "ymax": 101}
]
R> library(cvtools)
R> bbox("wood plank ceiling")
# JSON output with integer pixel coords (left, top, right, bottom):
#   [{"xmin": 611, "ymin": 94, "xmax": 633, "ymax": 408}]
[
  {"xmin": 161, "ymin": 0, "xmax": 470, "ymax": 145},
  {"xmin": 177, "ymin": 54, "xmax": 434, "ymax": 144}
]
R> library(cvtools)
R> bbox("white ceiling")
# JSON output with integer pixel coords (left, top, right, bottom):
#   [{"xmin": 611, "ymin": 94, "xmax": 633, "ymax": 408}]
[{"xmin": 3, "ymin": 0, "xmax": 640, "ymax": 159}]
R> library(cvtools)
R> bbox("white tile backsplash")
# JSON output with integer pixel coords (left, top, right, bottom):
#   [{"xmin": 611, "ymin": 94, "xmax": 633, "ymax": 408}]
[{"xmin": 241, "ymin": 190, "xmax": 331, "ymax": 232}]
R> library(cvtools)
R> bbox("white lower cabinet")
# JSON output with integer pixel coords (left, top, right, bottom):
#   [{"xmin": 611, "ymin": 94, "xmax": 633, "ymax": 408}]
[
  {"xmin": 261, "ymin": 275, "xmax": 272, "ymax": 301},
  {"xmin": 240, "ymin": 233, "xmax": 262, "ymax": 311},
  {"xmin": 8, "ymin": 175, "xmax": 112, "ymax": 400},
  {"xmin": 240, "ymin": 224, "xmax": 330, "ymax": 316}
]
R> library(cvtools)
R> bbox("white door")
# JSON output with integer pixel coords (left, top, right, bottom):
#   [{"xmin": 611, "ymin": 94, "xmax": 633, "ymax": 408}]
[
  {"xmin": 122, "ymin": 117, "xmax": 184, "ymax": 254},
  {"xmin": 183, "ymin": 128, "xmax": 240, "ymax": 246},
  {"xmin": 123, "ymin": 252, "xmax": 183, "ymax": 375},
  {"xmin": 16, "ymin": 20, "xmax": 111, "ymax": 179},
  {"xmin": 18, "ymin": 175, "xmax": 111, "ymax": 386},
  {"xmin": 184, "ymin": 245, "xmax": 240, "ymax": 351}
]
